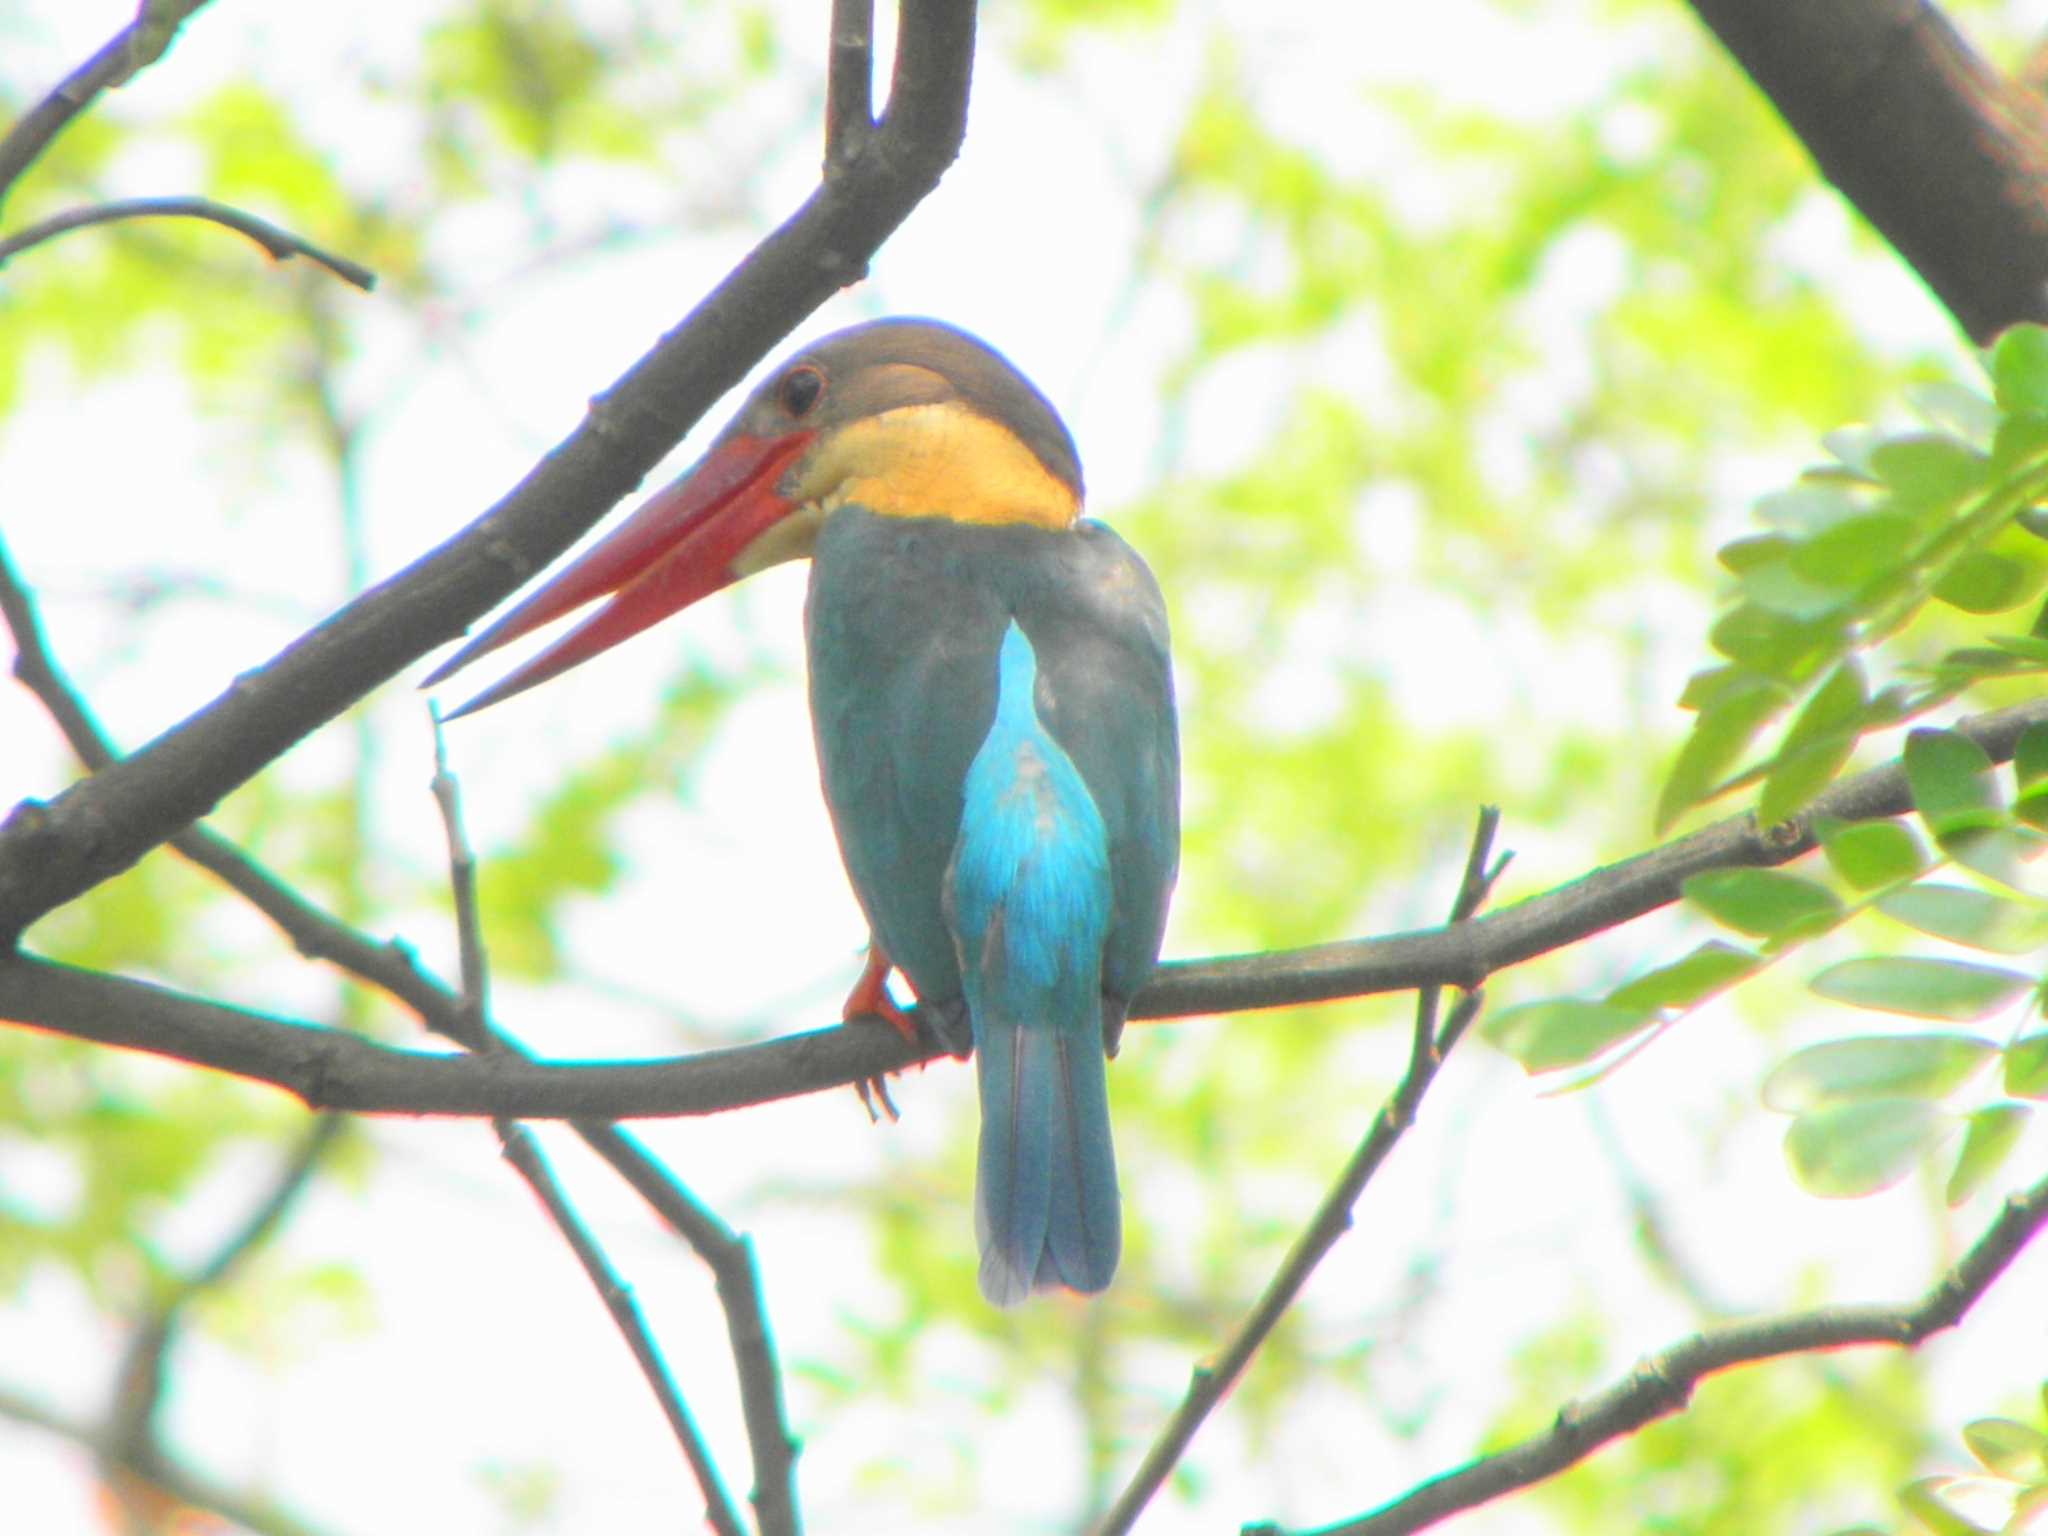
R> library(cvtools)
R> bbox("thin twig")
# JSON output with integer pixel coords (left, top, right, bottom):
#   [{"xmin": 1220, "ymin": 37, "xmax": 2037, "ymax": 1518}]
[
  {"xmin": 1097, "ymin": 810, "xmax": 1509, "ymax": 1536},
  {"xmin": 1264, "ymin": 1167, "xmax": 2048, "ymax": 1536},
  {"xmin": 5, "ymin": 527, "xmax": 809, "ymax": 1529},
  {"xmin": 0, "ymin": 1385, "xmax": 343, "ymax": 1536},
  {"xmin": 0, "ymin": 197, "xmax": 376, "ymax": 290},
  {"xmin": 497, "ymin": 1120, "xmax": 749, "ymax": 1536},
  {"xmin": 824, "ymin": 0, "xmax": 875, "ymax": 173},
  {"xmin": 581, "ymin": 1121, "xmax": 803, "ymax": 1536},
  {"xmin": 427, "ymin": 727, "xmax": 750, "ymax": 1536},
  {"xmin": 0, "ymin": 3, "xmax": 221, "ymax": 217},
  {"xmin": 106, "ymin": 1115, "xmax": 345, "ymax": 1465}
]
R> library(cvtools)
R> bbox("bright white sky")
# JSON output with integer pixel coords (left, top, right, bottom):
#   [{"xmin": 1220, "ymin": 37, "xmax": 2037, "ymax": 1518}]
[{"xmin": 5, "ymin": 2, "xmax": 2048, "ymax": 1533}]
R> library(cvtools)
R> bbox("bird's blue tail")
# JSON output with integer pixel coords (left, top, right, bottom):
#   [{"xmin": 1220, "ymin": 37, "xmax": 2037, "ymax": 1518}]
[{"xmin": 949, "ymin": 623, "xmax": 1120, "ymax": 1306}]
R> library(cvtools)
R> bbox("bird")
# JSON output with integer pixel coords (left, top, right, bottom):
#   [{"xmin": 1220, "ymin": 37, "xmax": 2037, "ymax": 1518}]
[{"xmin": 425, "ymin": 317, "xmax": 1179, "ymax": 1305}]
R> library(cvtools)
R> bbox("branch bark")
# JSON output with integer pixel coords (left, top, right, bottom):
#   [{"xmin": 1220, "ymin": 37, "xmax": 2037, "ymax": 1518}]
[
  {"xmin": 1097, "ymin": 811, "xmax": 1509, "ymax": 1536},
  {"xmin": 1263, "ymin": 1166, "xmax": 2048, "ymax": 1536},
  {"xmin": 0, "ymin": 2, "xmax": 221, "ymax": 216},
  {"xmin": 0, "ymin": 0, "xmax": 979, "ymax": 949},
  {"xmin": 0, "ymin": 196, "xmax": 377, "ymax": 289},
  {"xmin": 6, "ymin": 692, "xmax": 2045, "ymax": 1118},
  {"xmin": 1687, "ymin": 0, "xmax": 2048, "ymax": 343}
]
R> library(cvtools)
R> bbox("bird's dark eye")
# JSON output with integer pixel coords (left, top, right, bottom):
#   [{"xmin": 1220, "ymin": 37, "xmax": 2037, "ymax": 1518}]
[{"xmin": 779, "ymin": 364, "xmax": 825, "ymax": 417}]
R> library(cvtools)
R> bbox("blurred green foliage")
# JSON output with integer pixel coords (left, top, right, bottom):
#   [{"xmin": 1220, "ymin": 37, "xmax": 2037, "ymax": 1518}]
[{"xmin": 4, "ymin": 0, "xmax": 2047, "ymax": 1532}]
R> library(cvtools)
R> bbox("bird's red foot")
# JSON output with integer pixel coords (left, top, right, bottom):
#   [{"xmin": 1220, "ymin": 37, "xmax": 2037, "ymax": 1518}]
[
  {"xmin": 843, "ymin": 943, "xmax": 918, "ymax": 1044},
  {"xmin": 845, "ymin": 942, "xmax": 917, "ymax": 1123}
]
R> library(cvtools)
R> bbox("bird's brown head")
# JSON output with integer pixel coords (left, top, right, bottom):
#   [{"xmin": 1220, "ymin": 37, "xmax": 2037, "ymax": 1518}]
[{"xmin": 426, "ymin": 318, "xmax": 1083, "ymax": 717}]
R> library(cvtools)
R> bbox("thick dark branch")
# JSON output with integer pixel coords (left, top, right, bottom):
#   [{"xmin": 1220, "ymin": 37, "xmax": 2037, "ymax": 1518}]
[
  {"xmin": 825, "ymin": 0, "xmax": 875, "ymax": 173},
  {"xmin": 1268, "ymin": 1166, "xmax": 2048, "ymax": 1536},
  {"xmin": 1099, "ymin": 811, "xmax": 1508, "ymax": 1536},
  {"xmin": 5, "ymin": 694, "xmax": 2047, "ymax": 1118},
  {"xmin": 1687, "ymin": 0, "xmax": 2048, "ymax": 342},
  {"xmin": 0, "ymin": 0, "xmax": 979, "ymax": 949},
  {"xmin": 0, "ymin": 2, "xmax": 220, "ymax": 216},
  {"xmin": 0, "ymin": 197, "xmax": 376, "ymax": 289}
]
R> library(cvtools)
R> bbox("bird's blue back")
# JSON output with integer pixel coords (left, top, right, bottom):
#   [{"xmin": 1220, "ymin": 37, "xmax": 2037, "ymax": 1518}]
[{"xmin": 806, "ymin": 507, "xmax": 1178, "ymax": 1302}]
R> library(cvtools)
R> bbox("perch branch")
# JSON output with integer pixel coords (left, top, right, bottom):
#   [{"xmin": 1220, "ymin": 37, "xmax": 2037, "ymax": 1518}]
[
  {"xmin": 1266, "ymin": 1165, "xmax": 2048, "ymax": 1535},
  {"xmin": 1097, "ymin": 810, "xmax": 1508, "ymax": 1536},
  {"xmin": 4, "ymin": 690, "xmax": 2048, "ymax": 1117}
]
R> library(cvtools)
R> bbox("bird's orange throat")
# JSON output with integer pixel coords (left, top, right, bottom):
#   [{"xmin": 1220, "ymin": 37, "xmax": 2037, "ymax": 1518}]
[{"xmin": 789, "ymin": 401, "xmax": 1080, "ymax": 533}]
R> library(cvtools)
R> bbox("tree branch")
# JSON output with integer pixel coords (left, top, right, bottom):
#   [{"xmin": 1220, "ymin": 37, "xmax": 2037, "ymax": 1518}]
[
  {"xmin": 497, "ymin": 1119, "xmax": 750, "ymax": 1536},
  {"xmin": 106, "ymin": 1115, "xmax": 345, "ymax": 1476},
  {"xmin": 0, "ymin": 1384, "xmax": 343, "ymax": 1536},
  {"xmin": 428, "ymin": 734, "xmax": 756, "ymax": 1536},
  {"xmin": 1262, "ymin": 1166, "xmax": 2048, "ymax": 1536},
  {"xmin": 1686, "ymin": 0, "xmax": 2048, "ymax": 343},
  {"xmin": 0, "ymin": 1, "xmax": 221, "ymax": 217},
  {"xmin": 825, "ymin": 0, "xmax": 875, "ymax": 174},
  {"xmin": 1098, "ymin": 810, "xmax": 1508, "ymax": 1536},
  {"xmin": 5, "ymin": 694, "xmax": 2047, "ymax": 1118},
  {"xmin": 7, "ymin": 537, "xmax": 806, "ymax": 1530},
  {"xmin": 0, "ymin": 197, "xmax": 376, "ymax": 289},
  {"xmin": 0, "ymin": 0, "xmax": 980, "ymax": 949}
]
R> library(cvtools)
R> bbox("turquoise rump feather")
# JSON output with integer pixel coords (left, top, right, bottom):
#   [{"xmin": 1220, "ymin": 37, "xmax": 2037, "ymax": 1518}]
[{"xmin": 949, "ymin": 623, "xmax": 1119, "ymax": 1303}]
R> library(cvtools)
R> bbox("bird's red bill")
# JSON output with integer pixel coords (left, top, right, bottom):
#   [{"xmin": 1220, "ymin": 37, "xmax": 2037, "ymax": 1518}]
[{"xmin": 428, "ymin": 429, "xmax": 815, "ymax": 718}]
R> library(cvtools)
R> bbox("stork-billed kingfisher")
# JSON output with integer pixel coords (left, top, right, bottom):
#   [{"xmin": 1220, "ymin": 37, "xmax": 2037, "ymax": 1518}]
[{"xmin": 427, "ymin": 318, "xmax": 1180, "ymax": 1305}]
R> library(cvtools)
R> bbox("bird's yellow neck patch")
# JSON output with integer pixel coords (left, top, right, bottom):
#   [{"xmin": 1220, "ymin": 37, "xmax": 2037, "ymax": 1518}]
[{"xmin": 792, "ymin": 402, "xmax": 1079, "ymax": 531}]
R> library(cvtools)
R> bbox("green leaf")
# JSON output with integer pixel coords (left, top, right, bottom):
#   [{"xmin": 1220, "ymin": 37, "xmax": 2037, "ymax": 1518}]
[
  {"xmin": 1685, "ymin": 868, "xmax": 1842, "ymax": 940},
  {"xmin": 1876, "ymin": 883, "xmax": 2048, "ymax": 953},
  {"xmin": 1785, "ymin": 1100, "xmax": 1948, "ymax": 1198},
  {"xmin": 1992, "ymin": 323, "xmax": 2048, "ymax": 415},
  {"xmin": 1991, "ymin": 408, "xmax": 2048, "ymax": 473},
  {"xmin": 1821, "ymin": 424, "xmax": 1884, "ymax": 477},
  {"xmin": 1735, "ymin": 553, "xmax": 1847, "ymax": 620},
  {"xmin": 1708, "ymin": 603, "xmax": 1838, "ymax": 682},
  {"xmin": 1899, "ymin": 1475, "xmax": 2001, "ymax": 1536},
  {"xmin": 2016, "ymin": 721, "xmax": 2048, "ymax": 831},
  {"xmin": 1483, "ymin": 999, "xmax": 1653, "ymax": 1073},
  {"xmin": 1762, "ymin": 1032, "xmax": 1996, "ymax": 1111},
  {"xmin": 1962, "ymin": 1417, "xmax": 2048, "ymax": 1479},
  {"xmin": 1905, "ymin": 729, "xmax": 2004, "ymax": 842},
  {"xmin": 1921, "ymin": 645, "xmax": 2048, "ymax": 686},
  {"xmin": 1754, "ymin": 483, "xmax": 1866, "ymax": 535},
  {"xmin": 1909, "ymin": 379, "xmax": 2001, "ymax": 444},
  {"xmin": 1869, "ymin": 433, "xmax": 1988, "ymax": 509},
  {"xmin": 1659, "ymin": 678, "xmax": 1784, "ymax": 830},
  {"xmin": 1606, "ymin": 942, "xmax": 1760, "ymax": 1013},
  {"xmin": 1811, "ymin": 956, "xmax": 2033, "ymax": 1021},
  {"xmin": 1789, "ymin": 512, "xmax": 1923, "ymax": 592},
  {"xmin": 1934, "ymin": 549, "xmax": 2039, "ymax": 614},
  {"xmin": 2008, "ymin": 1033, "xmax": 2048, "ymax": 1099},
  {"xmin": 1993, "ymin": 634, "xmax": 2048, "ymax": 664},
  {"xmin": 1759, "ymin": 660, "xmax": 1867, "ymax": 825},
  {"xmin": 1818, "ymin": 819, "xmax": 1929, "ymax": 890},
  {"xmin": 1947, "ymin": 1104, "xmax": 2030, "ymax": 1205},
  {"xmin": 1946, "ymin": 824, "xmax": 2048, "ymax": 892}
]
